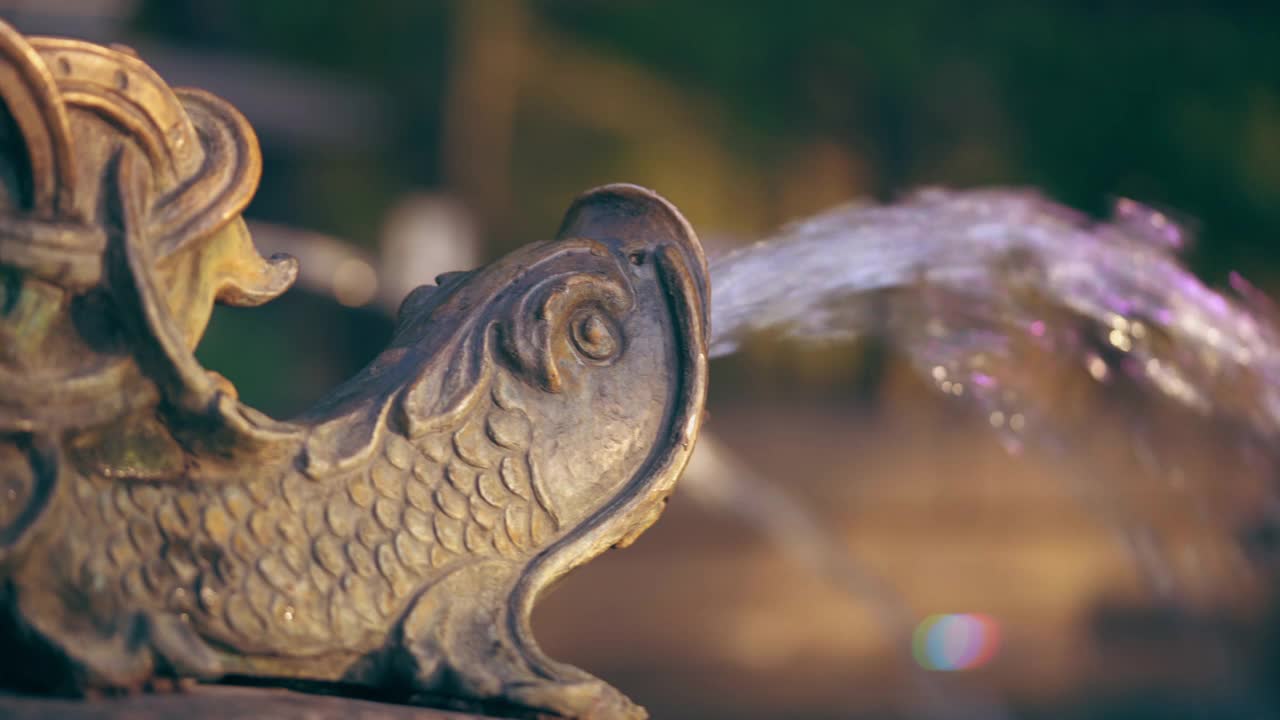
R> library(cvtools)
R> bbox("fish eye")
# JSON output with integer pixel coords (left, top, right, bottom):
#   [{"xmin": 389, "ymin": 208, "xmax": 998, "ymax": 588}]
[{"xmin": 569, "ymin": 307, "xmax": 621, "ymax": 363}]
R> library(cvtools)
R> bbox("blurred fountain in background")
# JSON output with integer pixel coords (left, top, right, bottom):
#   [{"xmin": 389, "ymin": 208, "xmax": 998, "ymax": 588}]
[
  {"xmin": 707, "ymin": 188, "xmax": 1280, "ymax": 561},
  {"xmin": 699, "ymin": 187, "xmax": 1280, "ymax": 718}
]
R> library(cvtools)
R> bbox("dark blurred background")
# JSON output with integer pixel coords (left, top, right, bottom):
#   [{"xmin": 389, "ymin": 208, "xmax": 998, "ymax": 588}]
[{"xmin": 5, "ymin": 2, "xmax": 1280, "ymax": 718}]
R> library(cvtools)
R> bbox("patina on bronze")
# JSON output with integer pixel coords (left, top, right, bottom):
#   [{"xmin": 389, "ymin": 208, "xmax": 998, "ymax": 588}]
[{"xmin": 0, "ymin": 22, "xmax": 708, "ymax": 720}]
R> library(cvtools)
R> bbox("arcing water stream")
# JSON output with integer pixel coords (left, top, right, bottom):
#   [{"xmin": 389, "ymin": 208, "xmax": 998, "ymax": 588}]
[
  {"xmin": 695, "ymin": 188, "xmax": 1280, "ymax": 718},
  {"xmin": 709, "ymin": 188, "xmax": 1280, "ymax": 434}
]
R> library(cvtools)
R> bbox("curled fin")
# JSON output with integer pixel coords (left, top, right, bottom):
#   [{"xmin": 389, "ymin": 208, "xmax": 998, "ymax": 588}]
[{"xmin": 0, "ymin": 22, "xmax": 77, "ymax": 218}]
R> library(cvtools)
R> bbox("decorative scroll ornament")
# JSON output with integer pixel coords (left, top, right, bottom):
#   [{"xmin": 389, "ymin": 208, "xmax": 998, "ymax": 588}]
[{"xmin": 0, "ymin": 21, "xmax": 708, "ymax": 720}]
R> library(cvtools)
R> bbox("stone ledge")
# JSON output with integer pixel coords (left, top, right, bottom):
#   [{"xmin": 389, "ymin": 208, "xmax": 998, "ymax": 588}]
[{"xmin": 0, "ymin": 686, "xmax": 511, "ymax": 719}]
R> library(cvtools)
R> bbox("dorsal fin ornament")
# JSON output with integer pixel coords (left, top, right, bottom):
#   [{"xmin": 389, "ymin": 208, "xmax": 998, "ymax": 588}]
[{"xmin": 0, "ymin": 27, "xmax": 298, "ymax": 449}]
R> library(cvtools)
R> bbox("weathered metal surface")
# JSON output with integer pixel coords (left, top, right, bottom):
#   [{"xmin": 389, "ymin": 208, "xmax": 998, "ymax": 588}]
[{"xmin": 0, "ymin": 21, "xmax": 708, "ymax": 720}]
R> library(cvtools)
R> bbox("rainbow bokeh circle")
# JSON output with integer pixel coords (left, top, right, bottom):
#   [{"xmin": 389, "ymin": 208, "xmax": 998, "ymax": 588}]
[{"xmin": 912, "ymin": 613, "xmax": 1000, "ymax": 671}]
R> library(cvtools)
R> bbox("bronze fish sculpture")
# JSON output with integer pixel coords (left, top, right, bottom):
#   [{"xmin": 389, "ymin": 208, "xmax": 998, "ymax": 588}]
[{"xmin": 0, "ymin": 22, "xmax": 708, "ymax": 720}]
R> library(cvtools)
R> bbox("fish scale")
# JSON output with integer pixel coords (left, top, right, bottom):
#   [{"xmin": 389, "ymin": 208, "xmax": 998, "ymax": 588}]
[{"xmin": 63, "ymin": 385, "xmax": 550, "ymax": 657}]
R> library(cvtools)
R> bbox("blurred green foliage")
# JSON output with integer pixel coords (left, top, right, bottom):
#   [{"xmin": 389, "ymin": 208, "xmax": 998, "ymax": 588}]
[
  {"xmin": 137, "ymin": 1, "xmax": 1280, "ymax": 275},
  {"xmin": 127, "ymin": 1, "xmax": 1280, "ymax": 413}
]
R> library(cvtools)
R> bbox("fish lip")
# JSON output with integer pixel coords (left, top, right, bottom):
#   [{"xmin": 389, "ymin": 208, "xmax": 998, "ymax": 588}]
[{"xmin": 502, "ymin": 184, "xmax": 710, "ymax": 687}]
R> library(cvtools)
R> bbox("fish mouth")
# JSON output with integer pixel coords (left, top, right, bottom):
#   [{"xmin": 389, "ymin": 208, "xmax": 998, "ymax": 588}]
[
  {"xmin": 503, "ymin": 184, "xmax": 710, "ymax": 687},
  {"xmin": 557, "ymin": 184, "xmax": 709, "ymax": 345}
]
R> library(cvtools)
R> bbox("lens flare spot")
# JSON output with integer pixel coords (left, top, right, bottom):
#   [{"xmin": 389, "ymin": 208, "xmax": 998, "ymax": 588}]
[{"xmin": 912, "ymin": 613, "xmax": 1000, "ymax": 671}]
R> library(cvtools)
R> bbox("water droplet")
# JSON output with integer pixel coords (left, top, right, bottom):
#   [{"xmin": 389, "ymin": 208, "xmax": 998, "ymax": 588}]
[
  {"xmin": 988, "ymin": 411, "xmax": 1005, "ymax": 428},
  {"xmin": 1108, "ymin": 329, "xmax": 1132, "ymax": 352},
  {"xmin": 1087, "ymin": 355, "xmax": 1109, "ymax": 381}
]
